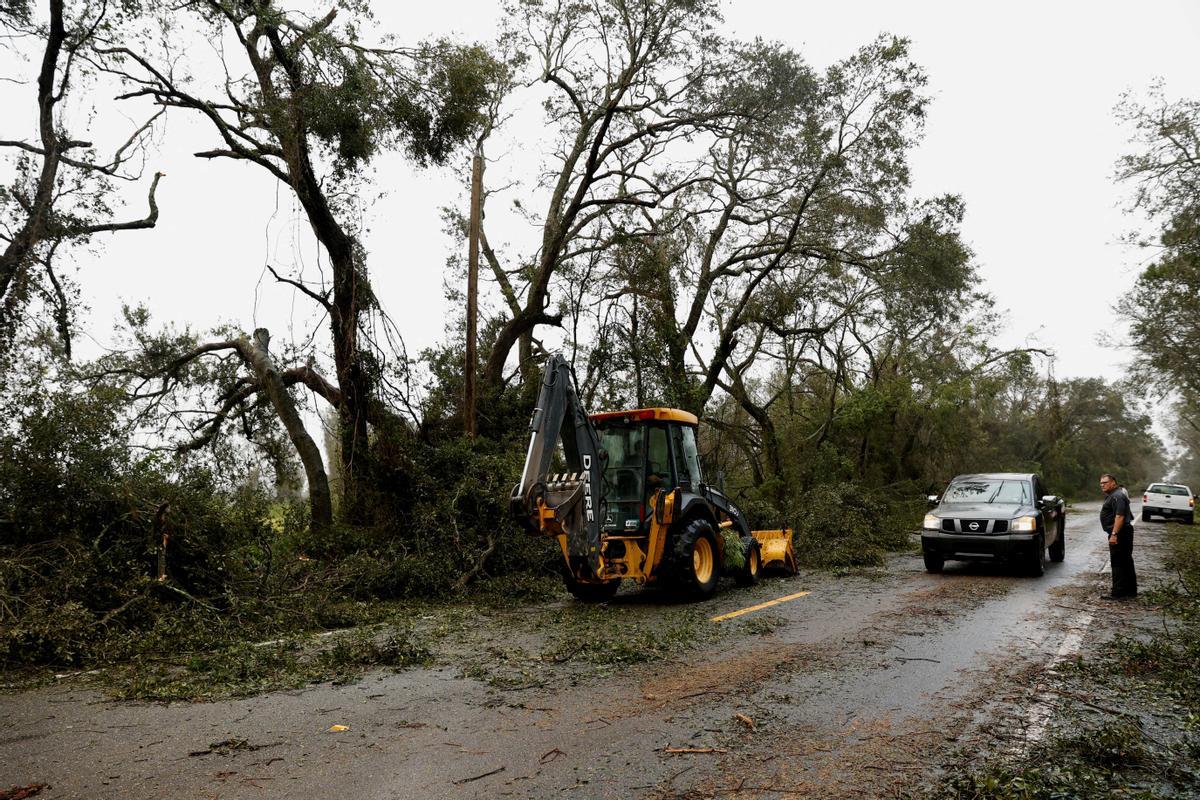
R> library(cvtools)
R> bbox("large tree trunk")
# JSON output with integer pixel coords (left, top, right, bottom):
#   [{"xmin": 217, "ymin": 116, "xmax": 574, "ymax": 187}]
[
  {"xmin": 0, "ymin": 0, "xmax": 65, "ymax": 308},
  {"xmin": 246, "ymin": 25, "xmax": 375, "ymax": 522},
  {"xmin": 244, "ymin": 329, "xmax": 333, "ymax": 536}
]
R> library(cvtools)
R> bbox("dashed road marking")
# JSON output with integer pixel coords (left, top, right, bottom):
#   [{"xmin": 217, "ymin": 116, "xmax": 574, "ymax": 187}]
[{"xmin": 709, "ymin": 591, "xmax": 812, "ymax": 622}]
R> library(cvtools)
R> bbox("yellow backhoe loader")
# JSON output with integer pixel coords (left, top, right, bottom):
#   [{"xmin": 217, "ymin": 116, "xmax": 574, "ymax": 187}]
[{"xmin": 510, "ymin": 355, "xmax": 796, "ymax": 601}]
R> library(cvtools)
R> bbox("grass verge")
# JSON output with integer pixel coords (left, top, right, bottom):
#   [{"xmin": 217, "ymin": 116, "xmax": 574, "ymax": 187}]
[{"xmin": 933, "ymin": 525, "xmax": 1200, "ymax": 799}]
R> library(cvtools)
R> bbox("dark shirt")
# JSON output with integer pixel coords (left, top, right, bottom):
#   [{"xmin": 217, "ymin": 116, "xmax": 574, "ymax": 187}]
[{"xmin": 1100, "ymin": 490, "xmax": 1134, "ymax": 534}]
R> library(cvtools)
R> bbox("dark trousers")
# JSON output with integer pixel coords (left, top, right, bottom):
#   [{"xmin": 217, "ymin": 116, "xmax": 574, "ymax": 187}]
[{"xmin": 1108, "ymin": 528, "xmax": 1137, "ymax": 597}]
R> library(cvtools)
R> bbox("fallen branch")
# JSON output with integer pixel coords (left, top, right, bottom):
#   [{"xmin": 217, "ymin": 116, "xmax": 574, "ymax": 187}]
[
  {"xmin": 453, "ymin": 531, "xmax": 498, "ymax": 592},
  {"xmin": 0, "ymin": 785, "xmax": 48, "ymax": 800},
  {"xmin": 539, "ymin": 747, "xmax": 565, "ymax": 764},
  {"xmin": 452, "ymin": 766, "xmax": 505, "ymax": 785}
]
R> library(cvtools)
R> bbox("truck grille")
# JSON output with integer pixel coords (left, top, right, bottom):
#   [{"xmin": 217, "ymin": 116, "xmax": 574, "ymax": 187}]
[{"xmin": 992, "ymin": 520, "xmax": 1009, "ymax": 533}]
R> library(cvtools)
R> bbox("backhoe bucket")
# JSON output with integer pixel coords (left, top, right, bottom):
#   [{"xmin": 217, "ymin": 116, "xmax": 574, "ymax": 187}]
[{"xmin": 752, "ymin": 529, "xmax": 797, "ymax": 575}]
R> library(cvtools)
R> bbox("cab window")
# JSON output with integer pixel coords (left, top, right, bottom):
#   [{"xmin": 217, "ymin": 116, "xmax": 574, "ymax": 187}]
[
  {"xmin": 680, "ymin": 426, "xmax": 703, "ymax": 488},
  {"xmin": 646, "ymin": 426, "xmax": 672, "ymax": 492},
  {"xmin": 671, "ymin": 427, "xmax": 691, "ymax": 489}
]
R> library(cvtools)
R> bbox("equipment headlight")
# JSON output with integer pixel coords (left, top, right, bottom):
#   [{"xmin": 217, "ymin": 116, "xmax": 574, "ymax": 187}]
[
  {"xmin": 1011, "ymin": 516, "xmax": 1037, "ymax": 532},
  {"xmin": 923, "ymin": 513, "xmax": 940, "ymax": 531}
]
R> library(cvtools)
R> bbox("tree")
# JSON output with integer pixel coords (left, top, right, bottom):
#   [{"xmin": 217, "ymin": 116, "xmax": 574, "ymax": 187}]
[
  {"xmin": 92, "ymin": 315, "xmax": 335, "ymax": 534},
  {"xmin": 475, "ymin": 0, "xmax": 742, "ymax": 404},
  {"xmin": 104, "ymin": 0, "xmax": 497, "ymax": 518},
  {"xmin": 558, "ymin": 35, "xmax": 977, "ymax": 502},
  {"xmin": 0, "ymin": 0, "xmax": 163, "ymax": 359},
  {"xmin": 1117, "ymin": 85, "xmax": 1200, "ymax": 402}
]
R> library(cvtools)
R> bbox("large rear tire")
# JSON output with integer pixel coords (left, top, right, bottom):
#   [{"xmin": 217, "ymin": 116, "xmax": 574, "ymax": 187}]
[
  {"xmin": 564, "ymin": 575, "xmax": 621, "ymax": 603},
  {"xmin": 673, "ymin": 518, "xmax": 721, "ymax": 600},
  {"xmin": 1049, "ymin": 520, "xmax": 1065, "ymax": 563},
  {"xmin": 735, "ymin": 538, "xmax": 762, "ymax": 587}
]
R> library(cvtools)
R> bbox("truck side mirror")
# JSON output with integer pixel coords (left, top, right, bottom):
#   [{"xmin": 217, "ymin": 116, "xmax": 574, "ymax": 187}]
[
  {"xmin": 926, "ymin": 494, "xmax": 939, "ymax": 508},
  {"xmin": 1040, "ymin": 495, "xmax": 1059, "ymax": 506}
]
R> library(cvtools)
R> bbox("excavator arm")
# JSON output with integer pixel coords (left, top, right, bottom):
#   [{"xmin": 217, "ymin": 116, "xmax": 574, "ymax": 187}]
[{"xmin": 510, "ymin": 354, "xmax": 608, "ymax": 578}]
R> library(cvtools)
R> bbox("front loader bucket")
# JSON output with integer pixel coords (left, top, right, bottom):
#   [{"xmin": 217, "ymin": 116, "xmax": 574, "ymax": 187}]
[{"xmin": 752, "ymin": 529, "xmax": 797, "ymax": 575}]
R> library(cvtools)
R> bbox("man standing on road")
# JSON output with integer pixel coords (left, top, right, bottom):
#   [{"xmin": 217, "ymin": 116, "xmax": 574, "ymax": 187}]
[{"xmin": 1099, "ymin": 473, "xmax": 1137, "ymax": 599}]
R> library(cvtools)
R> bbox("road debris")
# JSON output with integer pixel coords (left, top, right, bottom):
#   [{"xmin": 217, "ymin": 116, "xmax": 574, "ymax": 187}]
[
  {"xmin": 540, "ymin": 747, "xmax": 565, "ymax": 764},
  {"xmin": 188, "ymin": 738, "xmax": 278, "ymax": 757},
  {"xmin": 735, "ymin": 712, "xmax": 756, "ymax": 731},
  {"xmin": 452, "ymin": 766, "xmax": 505, "ymax": 784},
  {"xmin": 0, "ymin": 786, "xmax": 47, "ymax": 800}
]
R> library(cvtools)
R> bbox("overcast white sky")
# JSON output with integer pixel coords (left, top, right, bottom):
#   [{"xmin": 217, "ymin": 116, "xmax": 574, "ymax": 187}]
[{"xmin": 5, "ymin": 0, "xmax": 1200, "ymax": 386}]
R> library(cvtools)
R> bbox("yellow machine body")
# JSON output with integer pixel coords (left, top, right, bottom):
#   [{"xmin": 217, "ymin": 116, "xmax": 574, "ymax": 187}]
[{"xmin": 541, "ymin": 486, "xmax": 681, "ymax": 584}]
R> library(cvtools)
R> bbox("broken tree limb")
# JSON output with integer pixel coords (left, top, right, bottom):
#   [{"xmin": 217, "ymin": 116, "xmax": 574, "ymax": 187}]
[
  {"xmin": 242, "ymin": 329, "xmax": 333, "ymax": 536},
  {"xmin": 154, "ymin": 502, "xmax": 170, "ymax": 581},
  {"xmin": 452, "ymin": 766, "xmax": 505, "ymax": 785}
]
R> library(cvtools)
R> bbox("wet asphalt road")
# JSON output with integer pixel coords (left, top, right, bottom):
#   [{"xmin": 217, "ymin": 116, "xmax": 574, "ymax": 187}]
[{"xmin": 0, "ymin": 500, "xmax": 1176, "ymax": 799}]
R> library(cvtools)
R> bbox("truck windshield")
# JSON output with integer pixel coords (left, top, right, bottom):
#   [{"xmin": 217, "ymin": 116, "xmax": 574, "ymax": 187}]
[{"xmin": 944, "ymin": 479, "xmax": 1032, "ymax": 505}]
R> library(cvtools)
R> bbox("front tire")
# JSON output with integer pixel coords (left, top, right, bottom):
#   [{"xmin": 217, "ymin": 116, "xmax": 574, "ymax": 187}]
[
  {"xmin": 1027, "ymin": 534, "xmax": 1045, "ymax": 577},
  {"xmin": 923, "ymin": 550, "xmax": 944, "ymax": 573},
  {"xmin": 735, "ymin": 539, "xmax": 762, "ymax": 587},
  {"xmin": 1049, "ymin": 520, "xmax": 1065, "ymax": 563},
  {"xmin": 673, "ymin": 518, "xmax": 721, "ymax": 600}
]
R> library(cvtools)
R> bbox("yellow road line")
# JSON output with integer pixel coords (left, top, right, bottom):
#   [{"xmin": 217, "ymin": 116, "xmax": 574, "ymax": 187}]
[{"xmin": 709, "ymin": 590, "xmax": 811, "ymax": 622}]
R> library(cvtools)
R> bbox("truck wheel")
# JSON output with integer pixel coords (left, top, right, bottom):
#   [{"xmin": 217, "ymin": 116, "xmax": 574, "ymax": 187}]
[
  {"xmin": 735, "ymin": 539, "xmax": 762, "ymax": 587},
  {"xmin": 673, "ymin": 518, "xmax": 721, "ymax": 600},
  {"xmin": 564, "ymin": 576, "xmax": 621, "ymax": 603},
  {"xmin": 1141, "ymin": 509, "xmax": 1151, "ymax": 522},
  {"xmin": 1027, "ymin": 535, "xmax": 1045, "ymax": 577},
  {"xmin": 1049, "ymin": 520, "xmax": 1065, "ymax": 563},
  {"xmin": 922, "ymin": 550, "xmax": 944, "ymax": 573}
]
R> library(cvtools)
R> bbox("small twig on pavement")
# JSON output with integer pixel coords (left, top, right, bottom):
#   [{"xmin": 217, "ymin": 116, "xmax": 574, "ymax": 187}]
[
  {"xmin": 452, "ymin": 766, "xmax": 505, "ymax": 785},
  {"xmin": 663, "ymin": 746, "xmax": 727, "ymax": 754}
]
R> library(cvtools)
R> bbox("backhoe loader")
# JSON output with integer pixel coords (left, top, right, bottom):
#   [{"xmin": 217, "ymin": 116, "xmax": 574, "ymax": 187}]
[{"xmin": 510, "ymin": 355, "xmax": 796, "ymax": 602}]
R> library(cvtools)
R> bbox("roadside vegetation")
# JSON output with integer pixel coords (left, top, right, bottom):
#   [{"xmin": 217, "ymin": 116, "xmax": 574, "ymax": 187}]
[
  {"xmin": 0, "ymin": 0, "xmax": 1176, "ymax": 697},
  {"xmin": 937, "ymin": 525, "xmax": 1200, "ymax": 799}
]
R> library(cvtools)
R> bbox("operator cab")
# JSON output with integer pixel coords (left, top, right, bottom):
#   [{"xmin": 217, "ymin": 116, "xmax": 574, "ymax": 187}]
[{"xmin": 589, "ymin": 408, "xmax": 704, "ymax": 535}]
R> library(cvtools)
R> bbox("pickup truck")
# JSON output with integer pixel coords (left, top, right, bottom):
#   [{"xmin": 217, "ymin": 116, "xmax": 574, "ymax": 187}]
[
  {"xmin": 921, "ymin": 472, "xmax": 1065, "ymax": 576},
  {"xmin": 1141, "ymin": 483, "xmax": 1195, "ymax": 524}
]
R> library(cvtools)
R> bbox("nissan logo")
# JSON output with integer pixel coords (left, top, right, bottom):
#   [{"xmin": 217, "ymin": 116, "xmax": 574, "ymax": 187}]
[{"xmin": 968, "ymin": 521, "xmax": 980, "ymax": 531}]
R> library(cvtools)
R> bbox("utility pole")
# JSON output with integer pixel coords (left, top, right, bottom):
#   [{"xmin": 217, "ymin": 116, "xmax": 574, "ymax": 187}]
[{"xmin": 465, "ymin": 147, "xmax": 483, "ymax": 438}]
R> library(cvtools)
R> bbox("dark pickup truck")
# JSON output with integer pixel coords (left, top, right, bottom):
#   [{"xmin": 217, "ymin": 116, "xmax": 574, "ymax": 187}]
[{"xmin": 921, "ymin": 473, "xmax": 1065, "ymax": 576}]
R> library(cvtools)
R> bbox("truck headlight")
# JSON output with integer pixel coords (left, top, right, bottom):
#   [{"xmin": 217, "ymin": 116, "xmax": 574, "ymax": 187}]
[
  {"xmin": 923, "ymin": 513, "xmax": 940, "ymax": 531},
  {"xmin": 1011, "ymin": 516, "xmax": 1037, "ymax": 532}
]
